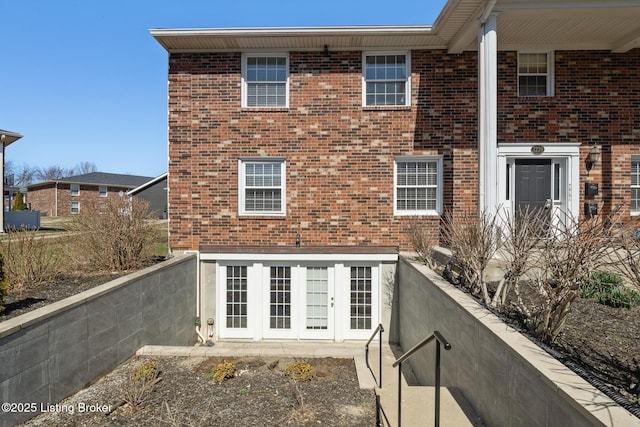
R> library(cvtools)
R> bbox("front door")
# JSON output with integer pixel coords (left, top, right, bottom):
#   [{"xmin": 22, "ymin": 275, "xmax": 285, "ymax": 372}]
[{"xmin": 515, "ymin": 159, "xmax": 552, "ymax": 229}]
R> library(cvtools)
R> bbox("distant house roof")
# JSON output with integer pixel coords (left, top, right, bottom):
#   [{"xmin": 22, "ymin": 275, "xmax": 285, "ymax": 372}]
[
  {"xmin": 127, "ymin": 172, "xmax": 168, "ymax": 196},
  {"xmin": 28, "ymin": 172, "xmax": 154, "ymax": 190},
  {"xmin": 0, "ymin": 129, "xmax": 23, "ymax": 147}
]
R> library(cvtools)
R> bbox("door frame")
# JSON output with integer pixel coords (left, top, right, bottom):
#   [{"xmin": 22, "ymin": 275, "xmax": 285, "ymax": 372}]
[
  {"xmin": 207, "ymin": 252, "xmax": 397, "ymax": 342},
  {"xmin": 497, "ymin": 143, "xmax": 580, "ymax": 230}
]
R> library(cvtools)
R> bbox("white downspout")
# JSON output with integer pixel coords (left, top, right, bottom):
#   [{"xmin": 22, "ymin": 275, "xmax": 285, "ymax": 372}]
[{"xmin": 186, "ymin": 250, "xmax": 205, "ymax": 344}]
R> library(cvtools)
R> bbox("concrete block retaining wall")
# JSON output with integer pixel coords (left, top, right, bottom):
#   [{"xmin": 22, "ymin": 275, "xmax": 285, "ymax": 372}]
[
  {"xmin": 0, "ymin": 254, "xmax": 197, "ymax": 427},
  {"xmin": 396, "ymin": 256, "xmax": 639, "ymax": 427}
]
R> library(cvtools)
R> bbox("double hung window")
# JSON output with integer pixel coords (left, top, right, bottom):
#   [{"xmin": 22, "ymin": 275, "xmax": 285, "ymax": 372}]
[
  {"xmin": 242, "ymin": 53, "xmax": 289, "ymax": 108},
  {"xmin": 631, "ymin": 157, "xmax": 640, "ymax": 215},
  {"xmin": 394, "ymin": 156, "xmax": 442, "ymax": 215},
  {"xmin": 518, "ymin": 52, "xmax": 554, "ymax": 96},
  {"xmin": 239, "ymin": 158, "xmax": 286, "ymax": 216},
  {"xmin": 363, "ymin": 52, "xmax": 410, "ymax": 106}
]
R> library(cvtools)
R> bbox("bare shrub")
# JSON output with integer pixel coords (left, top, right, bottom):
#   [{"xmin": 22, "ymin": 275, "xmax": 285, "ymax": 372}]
[
  {"xmin": 65, "ymin": 196, "xmax": 156, "ymax": 271},
  {"xmin": 405, "ymin": 217, "xmax": 439, "ymax": 270},
  {"xmin": 441, "ymin": 206, "xmax": 619, "ymax": 344},
  {"xmin": 120, "ymin": 360, "xmax": 162, "ymax": 412},
  {"xmin": 0, "ymin": 228, "xmax": 62, "ymax": 296},
  {"xmin": 491, "ymin": 207, "xmax": 547, "ymax": 308},
  {"xmin": 442, "ymin": 209, "xmax": 501, "ymax": 305},
  {"xmin": 519, "ymin": 210, "xmax": 618, "ymax": 343},
  {"xmin": 0, "ymin": 255, "xmax": 7, "ymax": 313},
  {"xmin": 605, "ymin": 219, "xmax": 640, "ymax": 291}
]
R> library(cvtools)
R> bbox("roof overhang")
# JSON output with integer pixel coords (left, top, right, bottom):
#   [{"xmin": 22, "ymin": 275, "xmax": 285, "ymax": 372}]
[
  {"xmin": 447, "ymin": 0, "xmax": 640, "ymax": 53},
  {"xmin": 151, "ymin": 0, "xmax": 640, "ymax": 54},
  {"xmin": 150, "ymin": 25, "xmax": 446, "ymax": 53},
  {"xmin": 0, "ymin": 130, "xmax": 23, "ymax": 147}
]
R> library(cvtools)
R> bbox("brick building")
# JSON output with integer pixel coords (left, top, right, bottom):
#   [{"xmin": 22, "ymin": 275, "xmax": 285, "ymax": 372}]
[
  {"xmin": 151, "ymin": 1, "xmax": 640, "ymax": 341},
  {"xmin": 27, "ymin": 172, "xmax": 153, "ymax": 217}
]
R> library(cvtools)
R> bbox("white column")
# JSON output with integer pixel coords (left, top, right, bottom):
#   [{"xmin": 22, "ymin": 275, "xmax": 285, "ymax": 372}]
[{"xmin": 478, "ymin": 13, "xmax": 498, "ymax": 215}]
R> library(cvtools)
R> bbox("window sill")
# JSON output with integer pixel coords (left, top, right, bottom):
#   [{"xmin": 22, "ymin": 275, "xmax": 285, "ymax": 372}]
[
  {"xmin": 363, "ymin": 105, "xmax": 412, "ymax": 111},
  {"xmin": 241, "ymin": 108, "xmax": 289, "ymax": 113},
  {"xmin": 394, "ymin": 211, "xmax": 441, "ymax": 217},
  {"xmin": 239, "ymin": 215, "xmax": 287, "ymax": 220}
]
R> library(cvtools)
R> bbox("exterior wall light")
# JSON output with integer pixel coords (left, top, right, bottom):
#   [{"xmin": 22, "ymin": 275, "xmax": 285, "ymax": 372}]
[{"xmin": 586, "ymin": 145, "xmax": 601, "ymax": 171}]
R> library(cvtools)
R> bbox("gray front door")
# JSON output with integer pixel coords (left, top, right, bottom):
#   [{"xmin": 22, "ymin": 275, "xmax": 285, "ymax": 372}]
[{"xmin": 515, "ymin": 159, "xmax": 552, "ymax": 228}]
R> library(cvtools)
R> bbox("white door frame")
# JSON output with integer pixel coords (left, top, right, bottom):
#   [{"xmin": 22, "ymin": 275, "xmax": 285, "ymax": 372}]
[
  {"xmin": 497, "ymin": 143, "xmax": 580, "ymax": 227},
  {"xmin": 208, "ymin": 252, "xmax": 395, "ymax": 341}
]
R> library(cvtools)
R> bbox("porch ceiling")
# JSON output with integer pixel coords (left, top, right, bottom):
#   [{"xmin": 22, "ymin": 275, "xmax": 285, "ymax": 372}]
[{"xmin": 448, "ymin": 0, "xmax": 640, "ymax": 53}]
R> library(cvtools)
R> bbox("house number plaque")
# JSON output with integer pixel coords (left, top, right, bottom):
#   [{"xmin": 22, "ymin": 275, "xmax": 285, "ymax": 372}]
[{"xmin": 531, "ymin": 145, "xmax": 545, "ymax": 154}]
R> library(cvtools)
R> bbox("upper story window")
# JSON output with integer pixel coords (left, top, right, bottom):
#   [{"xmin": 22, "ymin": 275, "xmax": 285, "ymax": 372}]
[
  {"xmin": 631, "ymin": 156, "xmax": 640, "ymax": 215},
  {"xmin": 242, "ymin": 53, "xmax": 289, "ymax": 108},
  {"xmin": 363, "ymin": 52, "xmax": 410, "ymax": 107},
  {"xmin": 70, "ymin": 184, "xmax": 80, "ymax": 196},
  {"xmin": 99, "ymin": 186, "xmax": 108, "ymax": 197},
  {"xmin": 518, "ymin": 52, "xmax": 554, "ymax": 96},
  {"xmin": 394, "ymin": 156, "xmax": 442, "ymax": 215},
  {"xmin": 239, "ymin": 158, "xmax": 286, "ymax": 216}
]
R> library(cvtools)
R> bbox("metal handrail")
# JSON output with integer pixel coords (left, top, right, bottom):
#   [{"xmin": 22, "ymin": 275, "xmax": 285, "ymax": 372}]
[
  {"xmin": 392, "ymin": 331, "xmax": 452, "ymax": 427},
  {"xmin": 365, "ymin": 323, "xmax": 384, "ymax": 389}
]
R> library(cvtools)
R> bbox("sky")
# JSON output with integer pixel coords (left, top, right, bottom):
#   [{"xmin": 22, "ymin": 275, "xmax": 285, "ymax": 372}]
[{"xmin": 1, "ymin": 0, "xmax": 447, "ymax": 179}]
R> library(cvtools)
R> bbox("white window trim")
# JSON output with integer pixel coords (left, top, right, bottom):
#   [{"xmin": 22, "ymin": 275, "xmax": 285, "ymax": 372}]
[
  {"xmin": 631, "ymin": 156, "xmax": 640, "ymax": 216},
  {"xmin": 70, "ymin": 201, "xmax": 80, "ymax": 214},
  {"xmin": 238, "ymin": 157, "xmax": 286, "ymax": 216},
  {"xmin": 362, "ymin": 51, "xmax": 411, "ymax": 107},
  {"xmin": 241, "ymin": 52, "xmax": 290, "ymax": 108},
  {"xmin": 517, "ymin": 51, "xmax": 555, "ymax": 97},
  {"xmin": 70, "ymin": 184, "xmax": 80, "ymax": 196},
  {"xmin": 99, "ymin": 185, "xmax": 108, "ymax": 197},
  {"xmin": 393, "ymin": 155, "xmax": 443, "ymax": 216}
]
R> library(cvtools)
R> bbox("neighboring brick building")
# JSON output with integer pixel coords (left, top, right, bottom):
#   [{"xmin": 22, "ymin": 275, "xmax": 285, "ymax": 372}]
[
  {"xmin": 27, "ymin": 172, "xmax": 153, "ymax": 217},
  {"xmin": 152, "ymin": 1, "xmax": 640, "ymax": 342}
]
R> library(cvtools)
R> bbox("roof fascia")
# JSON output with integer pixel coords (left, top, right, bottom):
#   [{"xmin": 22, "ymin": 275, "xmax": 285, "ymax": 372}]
[
  {"xmin": 150, "ymin": 25, "xmax": 435, "ymax": 52},
  {"xmin": 0, "ymin": 130, "xmax": 23, "ymax": 147},
  {"xmin": 494, "ymin": 0, "xmax": 640, "ymax": 11},
  {"xmin": 613, "ymin": 27, "xmax": 640, "ymax": 52},
  {"xmin": 127, "ymin": 172, "xmax": 168, "ymax": 196},
  {"xmin": 447, "ymin": 1, "xmax": 493, "ymax": 53}
]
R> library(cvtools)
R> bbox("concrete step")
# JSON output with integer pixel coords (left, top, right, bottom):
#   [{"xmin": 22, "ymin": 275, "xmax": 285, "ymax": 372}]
[{"xmin": 364, "ymin": 342, "xmax": 484, "ymax": 427}]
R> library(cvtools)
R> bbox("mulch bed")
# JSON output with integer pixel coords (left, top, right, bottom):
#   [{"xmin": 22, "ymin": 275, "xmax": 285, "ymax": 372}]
[{"xmin": 21, "ymin": 356, "xmax": 376, "ymax": 427}]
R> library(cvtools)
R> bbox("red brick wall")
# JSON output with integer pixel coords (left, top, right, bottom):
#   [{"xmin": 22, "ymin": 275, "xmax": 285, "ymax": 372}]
[
  {"xmin": 498, "ymin": 50, "xmax": 640, "ymax": 217},
  {"xmin": 167, "ymin": 50, "xmax": 478, "ymax": 251},
  {"xmin": 27, "ymin": 184, "xmax": 133, "ymax": 216},
  {"xmin": 167, "ymin": 48, "xmax": 640, "ymax": 252}
]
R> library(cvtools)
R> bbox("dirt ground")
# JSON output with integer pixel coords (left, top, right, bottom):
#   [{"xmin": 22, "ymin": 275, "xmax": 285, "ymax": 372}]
[
  {"xmin": 553, "ymin": 298, "xmax": 640, "ymax": 407},
  {"xmin": 20, "ymin": 356, "xmax": 376, "ymax": 427},
  {"xmin": 1, "ymin": 272, "xmax": 125, "ymax": 321}
]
